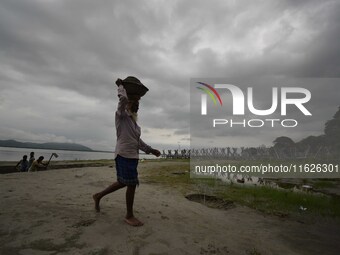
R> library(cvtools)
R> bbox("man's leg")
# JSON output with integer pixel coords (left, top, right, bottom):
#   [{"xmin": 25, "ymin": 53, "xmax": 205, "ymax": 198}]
[
  {"xmin": 124, "ymin": 185, "xmax": 143, "ymax": 226},
  {"xmin": 93, "ymin": 181, "xmax": 125, "ymax": 212}
]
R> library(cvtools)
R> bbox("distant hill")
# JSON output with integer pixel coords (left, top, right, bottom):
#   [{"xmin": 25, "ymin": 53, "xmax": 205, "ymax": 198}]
[{"xmin": 0, "ymin": 140, "xmax": 93, "ymax": 152}]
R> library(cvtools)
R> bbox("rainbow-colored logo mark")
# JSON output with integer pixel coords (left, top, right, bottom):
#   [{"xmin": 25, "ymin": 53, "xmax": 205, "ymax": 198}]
[{"xmin": 196, "ymin": 82, "xmax": 223, "ymax": 115}]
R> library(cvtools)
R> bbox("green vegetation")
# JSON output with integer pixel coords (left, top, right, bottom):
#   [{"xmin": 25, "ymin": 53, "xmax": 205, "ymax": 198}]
[
  {"xmin": 141, "ymin": 159, "xmax": 340, "ymax": 218},
  {"xmin": 220, "ymin": 185, "xmax": 340, "ymax": 217},
  {"xmin": 312, "ymin": 180, "xmax": 337, "ymax": 189}
]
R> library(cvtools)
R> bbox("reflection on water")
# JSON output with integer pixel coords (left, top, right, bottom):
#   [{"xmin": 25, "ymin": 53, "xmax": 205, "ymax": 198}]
[
  {"xmin": 208, "ymin": 172, "xmax": 319, "ymax": 194},
  {"xmin": 198, "ymin": 171, "xmax": 264, "ymax": 185}
]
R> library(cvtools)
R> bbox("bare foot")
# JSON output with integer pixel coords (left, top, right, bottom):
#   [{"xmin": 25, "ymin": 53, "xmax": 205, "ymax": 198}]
[
  {"xmin": 124, "ymin": 217, "xmax": 144, "ymax": 227},
  {"xmin": 92, "ymin": 194, "xmax": 101, "ymax": 212}
]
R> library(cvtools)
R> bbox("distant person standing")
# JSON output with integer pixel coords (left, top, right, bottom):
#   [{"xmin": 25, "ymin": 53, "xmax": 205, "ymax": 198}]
[
  {"xmin": 27, "ymin": 152, "xmax": 35, "ymax": 169},
  {"xmin": 93, "ymin": 77, "xmax": 160, "ymax": 227},
  {"xmin": 28, "ymin": 156, "xmax": 47, "ymax": 172},
  {"xmin": 15, "ymin": 155, "xmax": 29, "ymax": 172}
]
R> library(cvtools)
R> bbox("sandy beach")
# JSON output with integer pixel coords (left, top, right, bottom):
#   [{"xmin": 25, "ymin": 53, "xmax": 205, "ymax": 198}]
[{"xmin": 1, "ymin": 161, "xmax": 340, "ymax": 255}]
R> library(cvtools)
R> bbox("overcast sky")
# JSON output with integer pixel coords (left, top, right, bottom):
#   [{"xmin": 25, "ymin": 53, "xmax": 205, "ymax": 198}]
[{"xmin": 0, "ymin": 0, "xmax": 339, "ymax": 151}]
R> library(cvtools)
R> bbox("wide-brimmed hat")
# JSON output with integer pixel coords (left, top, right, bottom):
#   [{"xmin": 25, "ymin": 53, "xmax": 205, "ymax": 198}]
[{"xmin": 122, "ymin": 76, "xmax": 149, "ymax": 97}]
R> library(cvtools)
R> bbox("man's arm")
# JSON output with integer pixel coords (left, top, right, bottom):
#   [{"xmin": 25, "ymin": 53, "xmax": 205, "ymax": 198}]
[
  {"xmin": 139, "ymin": 138, "xmax": 161, "ymax": 157},
  {"xmin": 116, "ymin": 81, "xmax": 128, "ymax": 115},
  {"xmin": 39, "ymin": 162, "xmax": 47, "ymax": 167}
]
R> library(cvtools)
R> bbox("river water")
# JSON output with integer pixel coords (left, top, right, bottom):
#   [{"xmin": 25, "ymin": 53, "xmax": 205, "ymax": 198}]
[{"xmin": 0, "ymin": 147, "xmax": 158, "ymax": 162}]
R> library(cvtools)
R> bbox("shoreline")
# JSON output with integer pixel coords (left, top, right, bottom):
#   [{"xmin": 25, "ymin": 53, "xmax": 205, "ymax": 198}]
[
  {"xmin": 0, "ymin": 158, "xmax": 166, "ymax": 174},
  {"xmin": 0, "ymin": 159, "xmax": 114, "ymax": 174}
]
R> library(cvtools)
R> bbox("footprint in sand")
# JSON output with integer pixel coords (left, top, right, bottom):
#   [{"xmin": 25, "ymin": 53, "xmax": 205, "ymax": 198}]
[
  {"xmin": 158, "ymin": 210, "xmax": 169, "ymax": 220},
  {"xmin": 72, "ymin": 219, "xmax": 96, "ymax": 228}
]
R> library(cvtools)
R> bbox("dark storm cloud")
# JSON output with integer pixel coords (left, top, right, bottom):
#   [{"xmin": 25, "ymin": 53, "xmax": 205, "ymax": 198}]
[{"xmin": 0, "ymin": 0, "xmax": 339, "ymax": 150}]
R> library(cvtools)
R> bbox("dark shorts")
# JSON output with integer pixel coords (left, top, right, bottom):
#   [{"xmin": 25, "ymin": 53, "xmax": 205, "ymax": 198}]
[{"xmin": 115, "ymin": 154, "xmax": 139, "ymax": 186}]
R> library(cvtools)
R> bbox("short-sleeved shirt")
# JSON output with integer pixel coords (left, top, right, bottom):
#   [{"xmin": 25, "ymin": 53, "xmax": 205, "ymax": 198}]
[
  {"xmin": 28, "ymin": 157, "xmax": 35, "ymax": 169},
  {"xmin": 19, "ymin": 160, "xmax": 29, "ymax": 172},
  {"xmin": 28, "ymin": 160, "xmax": 45, "ymax": 172}
]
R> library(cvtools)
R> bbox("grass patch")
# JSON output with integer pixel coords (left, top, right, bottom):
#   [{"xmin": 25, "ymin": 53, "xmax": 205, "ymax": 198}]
[
  {"xmin": 142, "ymin": 159, "xmax": 340, "ymax": 218},
  {"xmin": 219, "ymin": 185, "xmax": 340, "ymax": 217},
  {"xmin": 312, "ymin": 180, "xmax": 337, "ymax": 189}
]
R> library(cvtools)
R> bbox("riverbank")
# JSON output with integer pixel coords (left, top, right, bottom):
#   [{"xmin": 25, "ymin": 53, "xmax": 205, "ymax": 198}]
[
  {"xmin": 0, "ymin": 160, "xmax": 114, "ymax": 174},
  {"xmin": 0, "ymin": 160, "xmax": 339, "ymax": 254}
]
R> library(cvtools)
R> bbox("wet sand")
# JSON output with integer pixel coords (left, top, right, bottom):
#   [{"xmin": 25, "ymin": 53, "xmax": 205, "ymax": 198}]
[{"xmin": 0, "ymin": 161, "xmax": 339, "ymax": 255}]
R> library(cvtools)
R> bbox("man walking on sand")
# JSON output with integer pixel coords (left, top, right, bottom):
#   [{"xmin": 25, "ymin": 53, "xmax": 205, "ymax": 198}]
[{"xmin": 93, "ymin": 76, "xmax": 160, "ymax": 227}]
